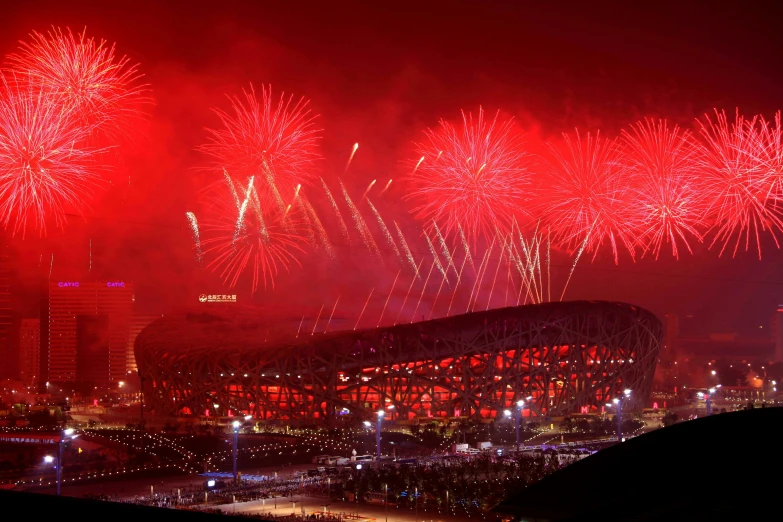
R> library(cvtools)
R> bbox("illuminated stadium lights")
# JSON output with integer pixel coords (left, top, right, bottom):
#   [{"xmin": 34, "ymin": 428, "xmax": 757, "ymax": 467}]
[{"xmin": 136, "ymin": 301, "xmax": 661, "ymax": 420}]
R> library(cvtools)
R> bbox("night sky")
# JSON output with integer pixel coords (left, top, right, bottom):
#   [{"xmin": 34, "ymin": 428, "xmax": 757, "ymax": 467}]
[{"xmin": 2, "ymin": 0, "xmax": 783, "ymax": 337}]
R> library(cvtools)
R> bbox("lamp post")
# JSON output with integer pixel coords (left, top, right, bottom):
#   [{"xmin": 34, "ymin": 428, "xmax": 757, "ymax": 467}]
[
  {"xmin": 707, "ymin": 387, "xmax": 715, "ymax": 416},
  {"xmin": 515, "ymin": 399, "xmax": 524, "ymax": 451},
  {"xmin": 612, "ymin": 389, "xmax": 631, "ymax": 442},
  {"xmin": 503, "ymin": 409, "xmax": 513, "ymax": 449},
  {"xmin": 384, "ymin": 483, "xmax": 388, "ymax": 522},
  {"xmin": 232, "ymin": 420, "xmax": 241, "ymax": 483},
  {"xmin": 44, "ymin": 428, "xmax": 77, "ymax": 496},
  {"xmin": 376, "ymin": 410, "xmax": 384, "ymax": 461}
]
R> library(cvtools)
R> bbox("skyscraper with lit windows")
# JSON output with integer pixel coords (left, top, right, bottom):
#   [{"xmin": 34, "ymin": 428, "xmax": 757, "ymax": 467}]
[{"xmin": 41, "ymin": 280, "xmax": 133, "ymax": 388}]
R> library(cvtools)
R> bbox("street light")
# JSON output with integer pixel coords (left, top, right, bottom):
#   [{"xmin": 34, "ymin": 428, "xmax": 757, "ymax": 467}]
[
  {"xmin": 232, "ymin": 420, "xmax": 241, "ymax": 484},
  {"xmin": 44, "ymin": 428, "xmax": 77, "ymax": 496},
  {"xmin": 611, "ymin": 389, "xmax": 631, "ymax": 442},
  {"xmin": 515, "ymin": 399, "xmax": 524, "ymax": 451},
  {"xmin": 376, "ymin": 410, "xmax": 384, "ymax": 461}
]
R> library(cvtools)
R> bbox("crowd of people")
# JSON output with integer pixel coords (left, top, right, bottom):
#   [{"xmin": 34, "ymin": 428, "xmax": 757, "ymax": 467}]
[{"xmin": 118, "ymin": 450, "xmax": 562, "ymax": 519}]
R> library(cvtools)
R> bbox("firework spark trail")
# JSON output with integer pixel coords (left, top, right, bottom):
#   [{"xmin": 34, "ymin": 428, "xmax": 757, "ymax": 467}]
[
  {"xmin": 324, "ymin": 295, "xmax": 340, "ymax": 333},
  {"xmin": 394, "ymin": 221, "xmax": 420, "ymax": 278},
  {"xmin": 49, "ymin": 254, "xmax": 53, "ymax": 278},
  {"xmin": 320, "ymin": 177, "xmax": 350, "ymax": 241},
  {"xmin": 396, "ymin": 258, "xmax": 425, "ymax": 324},
  {"xmin": 424, "ymin": 232, "xmax": 448, "ymax": 285},
  {"xmin": 485, "ymin": 235, "xmax": 508, "ymax": 310},
  {"xmin": 458, "ymin": 225, "xmax": 476, "ymax": 273},
  {"xmin": 506, "ymin": 239, "xmax": 530, "ymax": 305},
  {"xmin": 88, "ymin": 238, "xmax": 92, "ymax": 272},
  {"xmin": 546, "ymin": 228, "xmax": 551, "ymax": 303},
  {"xmin": 503, "ymin": 260, "xmax": 513, "ymax": 306},
  {"xmin": 186, "ymin": 211, "xmax": 203, "ymax": 264},
  {"xmin": 354, "ymin": 287, "xmax": 374, "ymax": 330},
  {"xmin": 467, "ymin": 247, "xmax": 491, "ymax": 313},
  {"xmin": 345, "ymin": 142, "xmax": 359, "ymax": 172},
  {"xmin": 234, "ymin": 175, "xmax": 255, "ymax": 242},
  {"xmin": 311, "ymin": 304, "xmax": 324, "ymax": 335},
  {"xmin": 223, "ymin": 168, "xmax": 241, "ymax": 209},
  {"xmin": 296, "ymin": 315, "xmax": 305, "ymax": 338},
  {"xmin": 302, "ymin": 196, "xmax": 334, "ymax": 258},
  {"xmin": 341, "ymin": 180, "xmax": 381, "ymax": 259},
  {"xmin": 362, "ymin": 179, "xmax": 377, "ymax": 199},
  {"xmin": 262, "ymin": 160, "xmax": 287, "ymax": 213},
  {"xmin": 366, "ymin": 198, "xmax": 401, "ymax": 260},
  {"xmin": 412, "ymin": 260, "xmax": 436, "ymax": 323},
  {"xmin": 517, "ymin": 226, "xmax": 541, "ymax": 303},
  {"xmin": 521, "ymin": 232, "xmax": 543, "ymax": 304},
  {"xmin": 378, "ymin": 269, "xmax": 402, "ymax": 327},
  {"xmin": 469, "ymin": 235, "xmax": 497, "ymax": 311},
  {"xmin": 433, "ymin": 220, "xmax": 458, "ymax": 276},
  {"xmin": 560, "ymin": 222, "xmax": 594, "ymax": 301},
  {"xmin": 446, "ymin": 254, "xmax": 468, "ymax": 317},
  {"xmin": 379, "ymin": 179, "xmax": 393, "ymax": 195},
  {"xmin": 412, "ymin": 156, "xmax": 425, "ymax": 174},
  {"xmin": 428, "ymin": 266, "xmax": 449, "ymax": 320},
  {"xmin": 404, "ymin": 107, "xmax": 531, "ymax": 242}
]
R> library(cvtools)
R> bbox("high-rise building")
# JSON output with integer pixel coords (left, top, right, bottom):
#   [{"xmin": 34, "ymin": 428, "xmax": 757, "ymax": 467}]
[
  {"xmin": 662, "ymin": 313, "xmax": 679, "ymax": 361},
  {"xmin": 19, "ymin": 318, "xmax": 40, "ymax": 387},
  {"xmin": 0, "ymin": 244, "xmax": 13, "ymax": 380},
  {"xmin": 42, "ymin": 280, "xmax": 133, "ymax": 387},
  {"xmin": 773, "ymin": 306, "xmax": 783, "ymax": 363},
  {"xmin": 126, "ymin": 315, "xmax": 160, "ymax": 375}
]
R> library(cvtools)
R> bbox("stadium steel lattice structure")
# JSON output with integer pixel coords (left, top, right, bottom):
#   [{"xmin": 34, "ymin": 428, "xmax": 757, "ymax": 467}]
[{"xmin": 136, "ymin": 301, "xmax": 661, "ymax": 421}]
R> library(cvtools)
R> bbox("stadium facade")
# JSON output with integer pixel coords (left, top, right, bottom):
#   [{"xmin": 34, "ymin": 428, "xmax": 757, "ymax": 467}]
[{"xmin": 136, "ymin": 301, "xmax": 662, "ymax": 420}]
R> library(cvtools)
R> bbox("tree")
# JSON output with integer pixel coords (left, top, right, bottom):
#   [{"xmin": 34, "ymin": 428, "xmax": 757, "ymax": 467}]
[{"xmin": 662, "ymin": 411, "xmax": 678, "ymax": 427}]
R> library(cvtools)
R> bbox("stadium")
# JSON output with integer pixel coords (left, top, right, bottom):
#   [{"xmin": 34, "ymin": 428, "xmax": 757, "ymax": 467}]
[{"xmin": 135, "ymin": 301, "xmax": 662, "ymax": 421}]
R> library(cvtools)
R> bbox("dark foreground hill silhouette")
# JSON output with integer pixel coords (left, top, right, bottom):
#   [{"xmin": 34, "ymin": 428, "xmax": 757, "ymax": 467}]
[{"xmin": 495, "ymin": 407, "xmax": 783, "ymax": 521}]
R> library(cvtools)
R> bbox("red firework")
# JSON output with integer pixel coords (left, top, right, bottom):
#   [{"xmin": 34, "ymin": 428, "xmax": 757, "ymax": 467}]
[
  {"xmin": 404, "ymin": 107, "xmax": 531, "ymax": 242},
  {"xmin": 745, "ymin": 111, "xmax": 783, "ymax": 212},
  {"xmin": 0, "ymin": 79, "xmax": 101, "ymax": 236},
  {"xmin": 6, "ymin": 27, "xmax": 146, "ymax": 134},
  {"xmin": 200, "ymin": 176, "xmax": 308, "ymax": 292},
  {"xmin": 200, "ymin": 84, "xmax": 320, "ymax": 204},
  {"xmin": 620, "ymin": 118, "xmax": 705, "ymax": 259},
  {"xmin": 696, "ymin": 109, "xmax": 783, "ymax": 257},
  {"xmin": 542, "ymin": 130, "xmax": 638, "ymax": 263}
]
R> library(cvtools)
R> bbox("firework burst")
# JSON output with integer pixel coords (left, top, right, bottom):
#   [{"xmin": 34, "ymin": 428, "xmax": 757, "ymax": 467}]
[
  {"xmin": 696, "ymin": 109, "xmax": 783, "ymax": 257},
  {"xmin": 620, "ymin": 118, "xmax": 705, "ymax": 259},
  {"xmin": 541, "ymin": 130, "xmax": 637, "ymax": 263},
  {"xmin": 200, "ymin": 177, "xmax": 308, "ymax": 292},
  {"xmin": 7, "ymin": 26, "xmax": 147, "ymax": 134},
  {"xmin": 201, "ymin": 84, "xmax": 321, "ymax": 202},
  {"xmin": 0, "ymin": 79, "xmax": 102, "ymax": 236},
  {"xmin": 404, "ymin": 107, "xmax": 532, "ymax": 242}
]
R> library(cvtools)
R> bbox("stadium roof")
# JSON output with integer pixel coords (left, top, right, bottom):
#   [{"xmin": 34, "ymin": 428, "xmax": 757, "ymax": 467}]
[{"xmin": 494, "ymin": 407, "xmax": 783, "ymax": 521}]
